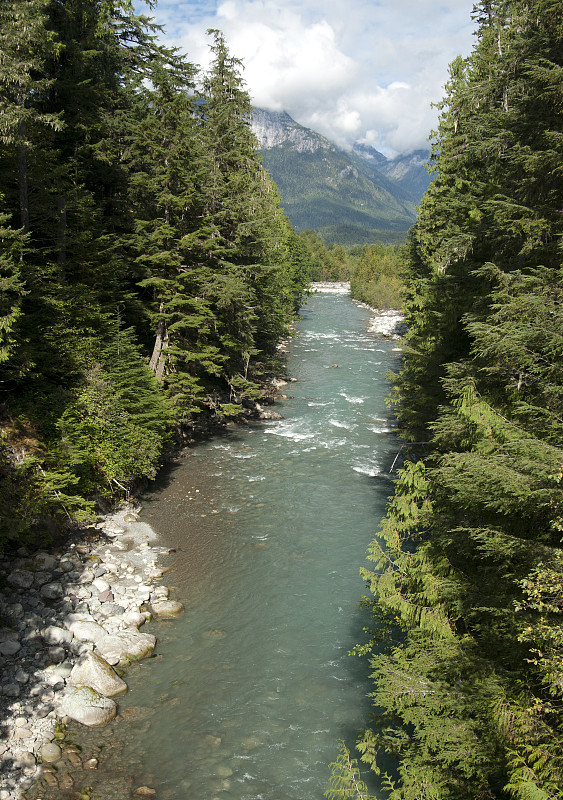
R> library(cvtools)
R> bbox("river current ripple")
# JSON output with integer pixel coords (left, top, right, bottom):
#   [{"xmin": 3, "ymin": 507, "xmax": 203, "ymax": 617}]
[{"xmin": 72, "ymin": 292, "xmax": 401, "ymax": 799}]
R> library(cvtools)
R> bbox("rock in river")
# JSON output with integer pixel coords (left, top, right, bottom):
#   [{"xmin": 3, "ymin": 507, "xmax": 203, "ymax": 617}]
[
  {"xmin": 133, "ymin": 788, "xmax": 156, "ymax": 798},
  {"xmin": 60, "ymin": 686, "xmax": 117, "ymax": 727},
  {"xmin": 96, "ymin": 630, "xmax": 156, "ymax": 666},
  {"xmin": 69, "ymin": 651, "xmax": 128, "ymax": 698},
  {"xmin": 40, "ymin": 742, "xmax": 62, "ymax": 763},
  {"xmin": 150, "ymin": 599, "xmax": 184, "ymax": 619}
]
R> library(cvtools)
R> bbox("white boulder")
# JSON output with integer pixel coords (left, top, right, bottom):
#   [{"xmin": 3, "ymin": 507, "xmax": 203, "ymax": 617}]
[
  {"xmin": 43, "ymin": 626, "xmax": 73, "ymax": 646},
  {"xmin": 68, "ymin": 620, "xmax": 108, "ymax": 646},
  {"xmin": 60, "ymin": 686, "xmax": 116, "ymax": 727},
  {"xmin": 69, "ymin": 652, "xmax": 127, "ymax": 698},
  {"xmin": 96, "ymin": 630, "xmax": 156, "ymax": 666},
  {"xmin": 150, "ymin": 600, "xmax": 184, "ymax": 619}
]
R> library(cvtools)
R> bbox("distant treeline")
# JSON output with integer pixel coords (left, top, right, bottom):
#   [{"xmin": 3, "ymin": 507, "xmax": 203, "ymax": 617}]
[
  {"xmin": 327, "ymin": 2, "xmax": 563, "ymax": 799},
  {"xmin": 298, "ymin": 230, "xmax": 405, "ymax": 310},
  {"xmin": 0, "ymin": 1, "xmax": 309, "ymax": 550}
]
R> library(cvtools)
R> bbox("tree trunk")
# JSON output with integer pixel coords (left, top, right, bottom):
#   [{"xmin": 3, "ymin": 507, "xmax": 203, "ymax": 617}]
[{"xmin": 149, "ymin": 308, "xmax": 169, "ymax": 383}]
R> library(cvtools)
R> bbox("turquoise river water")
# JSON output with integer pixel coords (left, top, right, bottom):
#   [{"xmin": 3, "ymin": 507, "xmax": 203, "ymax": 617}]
[{"xmin": 50, "ymin": 291, "xmax": 402, "ymax": 799}]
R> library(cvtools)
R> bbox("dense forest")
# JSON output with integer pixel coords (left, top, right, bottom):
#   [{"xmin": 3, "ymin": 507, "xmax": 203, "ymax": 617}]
[
  {"xmin": 328, "ymin": 1, "xmax": 563, "ymax": 799},
  {"xmin": 0, "ymin": 0, "xmax": 310, "ymax": 552},
  {"xmin": 302, "ymin": 230, "xmax": 406, "ymax": 310}
]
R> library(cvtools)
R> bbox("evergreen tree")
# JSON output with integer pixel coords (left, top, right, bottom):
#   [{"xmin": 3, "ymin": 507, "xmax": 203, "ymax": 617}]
[
  {"xmin": 0, "ymin": 10, "xmax": 305, "ymax": 550},
  {"xmin": 0, "ymin": 199, "xmax": 26, "ymax": 367},
  {"xmin": 355, "ymin": 2, "xmax": 563, "ymax": 798},
  {"xmin": 127, "ymin": 46, "xmax": 218, "ymax": 415},
  {"xmin": 199, "ymin": 30, "xmax": 284, "ymax": 392},
  {"xmin": 0, "ymin": 0, "xmax": 61, "ymax": 232},
  {"xmin": 285, "ymin": 222, "xmax": 313, "ymax": 311},
  {"xmin": 143, "ymin": 29, "xmax": 304, "ymax": 417}
]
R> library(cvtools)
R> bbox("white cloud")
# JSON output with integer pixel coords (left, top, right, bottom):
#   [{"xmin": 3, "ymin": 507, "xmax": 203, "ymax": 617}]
[
  {"xmin": 241, "ymin": 21, "xmax": 359, "ymax": 110},
  {"xmin": 136, "ymin": 0, "xmax": 477, "ymax": 155}
]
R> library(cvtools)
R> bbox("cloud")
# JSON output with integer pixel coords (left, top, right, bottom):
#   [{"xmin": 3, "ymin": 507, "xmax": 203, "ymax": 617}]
[
  {"xmin": 137, "ymin": 0, "xmax": 477, "ymax": 155},
  {"xmin": 233, "ymin": 18, "xmax": 360, "ymax": 107}
]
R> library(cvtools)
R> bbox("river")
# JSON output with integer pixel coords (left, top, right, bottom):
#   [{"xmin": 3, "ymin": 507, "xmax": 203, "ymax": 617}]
[{"xmin": 42, "ymin": 290, "xmax": 401, "ymax": 799}]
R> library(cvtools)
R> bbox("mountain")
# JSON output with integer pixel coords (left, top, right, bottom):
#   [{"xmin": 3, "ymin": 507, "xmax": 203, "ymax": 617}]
[
  {"xmin": 378, "ymin": 149, "xmax": 434, "ymax": 201},
  {"xmin": 251, "ymin": 108, "xmax": 432, "ymax": 246}
]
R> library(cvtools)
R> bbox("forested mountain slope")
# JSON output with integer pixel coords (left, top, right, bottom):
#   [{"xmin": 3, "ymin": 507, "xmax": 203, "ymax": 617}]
[
  {"xmin": 377, "ymin": 149, "xmax": 433, "ymax": 202},
  {"xmin": 331, "ymin": 1, "xmax": 563, "ymax": 799},
  {"xmin": 251, "ymin": 108, "xmax": 430, "ymax": 245},
  {"xmin": 0, "ymin": 1, "xmax": 308, "ymax": 551}
]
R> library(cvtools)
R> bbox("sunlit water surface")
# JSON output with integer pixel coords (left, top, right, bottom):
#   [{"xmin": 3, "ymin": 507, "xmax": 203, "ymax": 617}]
[{"xmin": 54, "ymin": 293, "xmax": 401, "ymax": 799}]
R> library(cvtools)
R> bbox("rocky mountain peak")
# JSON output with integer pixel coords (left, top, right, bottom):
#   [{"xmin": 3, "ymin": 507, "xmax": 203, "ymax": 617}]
[
  {"xmin": 249, "ymin": 107, "xmax": 431, "ymax": 244},
  {"xmin": 251, "ymin": 108, "xmax": 335, "ymax": 154},
  {"xmin": 351, "ymin": 141, "xmax": 388, "ymax": 167}
]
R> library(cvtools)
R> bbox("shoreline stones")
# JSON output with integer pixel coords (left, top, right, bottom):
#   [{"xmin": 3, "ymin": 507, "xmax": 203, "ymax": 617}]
[
  {"xmin": 353, "ymin": 300, "xmax": 406, "ymax": 339},
  {"xmin": 96, "ymin": 629, "xmax": 157, "ymax": 667},
  {"xmin": 309, "ymin": 280, "xmax": 350, "ymax": 294},
  {"xmin": 0, "ymin": 502, "xmax": 183, "ymax": 800}
]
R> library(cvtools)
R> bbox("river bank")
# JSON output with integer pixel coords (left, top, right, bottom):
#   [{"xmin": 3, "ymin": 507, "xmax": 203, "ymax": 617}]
[
  {"xmin": 353, "ymin": 301, "xmax": 406, "ymax": 340},
  {"xmin": 0, "ymin": 500, "xmax": 189, "ymax": 799}
]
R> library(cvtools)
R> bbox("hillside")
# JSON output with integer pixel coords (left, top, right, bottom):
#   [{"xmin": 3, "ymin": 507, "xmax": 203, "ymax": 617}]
[{"xmin": 251, "ymin": 109, "xmax": 432, "ymax": 245}]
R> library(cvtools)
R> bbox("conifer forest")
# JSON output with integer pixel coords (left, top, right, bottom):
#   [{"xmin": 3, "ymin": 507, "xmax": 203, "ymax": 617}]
[
  {"xmin": 1, "ymin": 0, "xmax": 563, "ymax": 799},
  {"xmin": 332, "ymin": 2, "xmax": 563, "ymax": 799},
  {"xmin": 0, "ymin": 0, "xmax": 310, "ymax": 548}
]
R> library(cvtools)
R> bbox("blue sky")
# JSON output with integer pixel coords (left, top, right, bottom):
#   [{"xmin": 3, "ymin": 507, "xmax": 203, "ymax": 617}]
[{"xmin": 136, "ymin": 0, "xmax": 477, "ymax": 156}]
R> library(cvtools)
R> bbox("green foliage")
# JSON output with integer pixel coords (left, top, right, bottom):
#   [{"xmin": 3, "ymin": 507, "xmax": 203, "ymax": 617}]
[
  {"xmin": 349, "ymin": 244, "xmax": 406, "ymax": 310},
  {"xmin": 0, "ymin": 202, "xmax": 26, "ymax": 365},
  {"xmin": 57, "ymin": 323, "xmax": 171, "ymax": 497},
  {"xmin": 0, "ymin": 0, "xmax": 61, "ymax": 147},
  {"xmin": 58, "ymin": 366, "xmax": 159, "ymax": 495},
  {"xmin": 322, "ymin": 226, "xmax": 411, "ymax": 248},
  {"xmin": 0, "ymin": 10, "xmax": 305, "ymax": 548},
  {"xmin": 326, "ymin": 741, "xmax": 374, "ymax": 800},
  {"xmin": 299, "ymin": 231, "xmax": 350, "ymax": 281},
  {"xmin": 297, "ymin": 233, "xmax": 405, "ymax": 310},
  {"xmin": 360, "ymin": 636, "xmax": 504, "ymax": 800},
  {"xmin": 0, "ymin": 440, "xmax": 95, "ymax": 552},
  {"xmin": 352, "ymin": 2, "xmax": 563, "ymax": 798}
]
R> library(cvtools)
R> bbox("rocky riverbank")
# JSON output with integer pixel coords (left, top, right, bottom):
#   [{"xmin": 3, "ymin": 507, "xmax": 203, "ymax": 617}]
[
  {"xmin": 366, "ymin": 308, "xmax": 406, "ymax": 339},
  {"xmin": 0, "ymin": 503, "xmax": 183, "ymax": 800},
  {"xmin": 309, "ymin": 281, "xmax": 350, "ymax": 294},
  {"xmin": 352, "ymin": 300, "xmax": 406, "ymax": 340}
]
